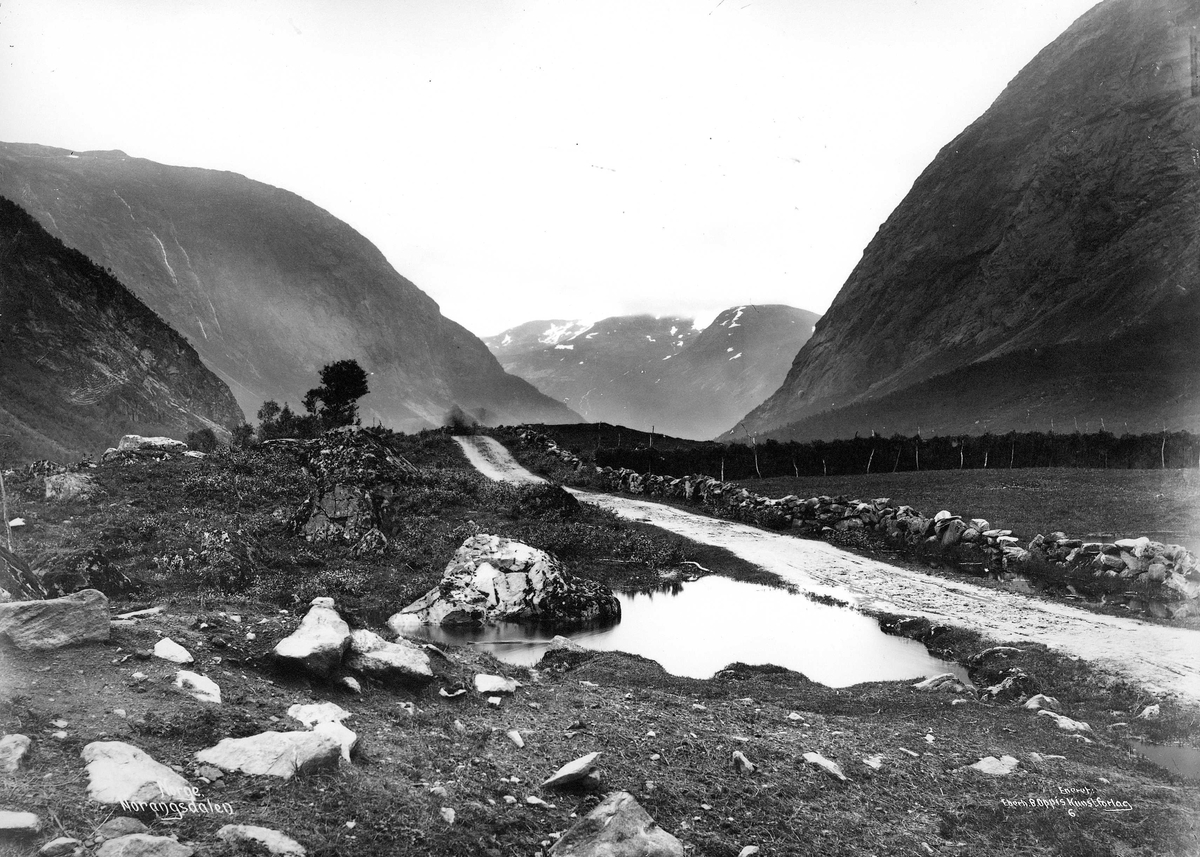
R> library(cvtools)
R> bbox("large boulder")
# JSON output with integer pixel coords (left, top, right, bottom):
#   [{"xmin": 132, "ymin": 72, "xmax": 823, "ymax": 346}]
[
  {"xmin": 0, "ymin": 589, "xmax": 109, "ymax": 650},
  {"xmin": 96, "ymin": 834, "xmax": 193, "ymax": 857},
  {"xmin": 548, "ymin": 791, "xmax": 683, "ymax": 857},
  {"xmin": 81, "ymin": 742, "xmax": 196, "ymax": 804},
  {"xmin": 388, "ymin": 534, "xmax": 620, "ymax": 630},
  {"xmin": 272, "ymin": 597, "xmax": 351, "ymax": 677}
]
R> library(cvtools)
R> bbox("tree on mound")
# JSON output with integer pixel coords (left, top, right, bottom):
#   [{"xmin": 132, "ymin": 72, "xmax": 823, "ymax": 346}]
[{"xmin": 303, "ymin": 360, "xmax": 370, "ymax": 429}]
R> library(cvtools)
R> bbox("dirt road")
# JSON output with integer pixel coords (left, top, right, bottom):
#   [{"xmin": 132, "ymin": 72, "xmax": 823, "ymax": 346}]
[{"xmin": 457, "ymin": 437, "xmax": 1200, "ymax": 703}]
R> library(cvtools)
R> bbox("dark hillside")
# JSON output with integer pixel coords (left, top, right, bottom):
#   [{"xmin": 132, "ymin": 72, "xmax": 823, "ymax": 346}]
[{"xmin": 0, "ymin": 196, "xmax": 242, "ymax": 461}]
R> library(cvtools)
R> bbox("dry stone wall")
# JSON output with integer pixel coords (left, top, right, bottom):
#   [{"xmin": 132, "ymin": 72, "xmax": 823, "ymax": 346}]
[{"xmin": 514, "ymin": 430, "xmax": 1200, "ymax": 619}]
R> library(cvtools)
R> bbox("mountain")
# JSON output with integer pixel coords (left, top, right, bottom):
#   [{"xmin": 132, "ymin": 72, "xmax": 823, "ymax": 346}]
[
  {"xmin": 0, "ymin": 196, "xmax": 243, "ymax": 461},
  {"xmin": 0, "ymin": 143, "xmax": 580, "ymax": 431},
  {"xmin": 485, "ymin": 305, "xmax": 819, "ymax": 439},
  {"xmin": 735, "ymin": 0, "xmax": 1200, "ymax": 441}
]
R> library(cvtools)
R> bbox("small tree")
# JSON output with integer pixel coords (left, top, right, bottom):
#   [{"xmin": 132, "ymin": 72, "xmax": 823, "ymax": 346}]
[
  {"xmin": 185, "ymin": 427, "xmax": 218, "ymax": 453},
  {"xmin": 304, "ymin": 360, "xmax": 370, "ymax": 429}
]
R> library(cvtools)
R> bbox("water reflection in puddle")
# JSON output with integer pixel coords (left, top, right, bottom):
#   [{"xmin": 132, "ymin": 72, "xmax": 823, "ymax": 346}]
[
  {"xmin": 1130, "ymin": 740, "xmax": 1200, "ymax": 780},
  {"xmin": 408, "ymin": 575, "xmax": 968, "ymax": 686}
]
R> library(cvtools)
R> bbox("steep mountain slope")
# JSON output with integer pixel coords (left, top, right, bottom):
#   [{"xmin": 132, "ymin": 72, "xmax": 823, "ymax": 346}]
[
  {"xmin": 486, "ymin": 305, "xmax": 819, "ymax": 439},
  {"xmin": 0, "ymin": 143, "xmax": 580, "ymax": 431},
  {"xmin": 0, "ymin": 196, "xmax": 243, "ymax": 461},
  {"xmin": 737, "ymin": 0, "xmax": 1200, "ymax": 441}
]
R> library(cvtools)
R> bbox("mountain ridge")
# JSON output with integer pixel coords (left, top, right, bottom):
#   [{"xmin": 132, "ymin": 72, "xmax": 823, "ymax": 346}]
[
  {"xmin": 0, "ymin": 142, "xmax": 581, "ymax": 432},
  {"xmin": 734, "ymin": 0, "xmax": 1200, "ymax": 440}
]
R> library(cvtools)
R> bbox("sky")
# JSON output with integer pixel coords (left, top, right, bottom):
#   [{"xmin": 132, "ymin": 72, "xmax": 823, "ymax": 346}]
[{"xmin": 0, "ymin": 0, "xmax": 1100, "ymax": 337}]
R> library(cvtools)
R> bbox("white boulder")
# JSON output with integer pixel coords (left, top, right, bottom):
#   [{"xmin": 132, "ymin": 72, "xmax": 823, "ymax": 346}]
[
  {"xmin": 153, "ymin": 638, "xmax": 193, "ymax": 664},
  {"xmin": 81, "ymin": 741, "xmax": 196, "ymax": 804},
  {"xmin": 196, "ymin": 731, "xmax": 341, "ymax": 779},
  {"xmin": 345, "ymin": 629, "xmax": 432, "ymax": 684},
  {"xmin": 217, "ymin": 825, "xmax": 306, "ymax": 856},
  {"xmin": 272, "ymin": 597, "xmax": 351, "ymax": 677}
]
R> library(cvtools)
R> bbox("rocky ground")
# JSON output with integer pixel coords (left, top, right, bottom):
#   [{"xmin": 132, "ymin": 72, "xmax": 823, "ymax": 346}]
[{"xmin": 1, "ymin": 430, "xmax": 1198, "ymax": 856}]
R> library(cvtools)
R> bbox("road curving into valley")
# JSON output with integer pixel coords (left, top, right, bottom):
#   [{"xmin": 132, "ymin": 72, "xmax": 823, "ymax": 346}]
[{"xmin": 457, "ymin": 436, "xmax": 1200, "ymax": 704}]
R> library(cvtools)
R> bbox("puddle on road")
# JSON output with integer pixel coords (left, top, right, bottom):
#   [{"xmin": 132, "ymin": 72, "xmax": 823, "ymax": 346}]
[
  {"xmin": 1130, "ymin": 740, "xmax": 1200, "ymax": 780},
  {"xmin": 408, "ymin": 575, "xmax": 968, "ymax": 687}
]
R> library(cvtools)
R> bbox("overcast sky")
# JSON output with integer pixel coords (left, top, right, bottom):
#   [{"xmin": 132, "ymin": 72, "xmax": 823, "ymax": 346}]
[{"xmin": 1, "ymin": 0, "xmax": 1098, "ymax": 337}]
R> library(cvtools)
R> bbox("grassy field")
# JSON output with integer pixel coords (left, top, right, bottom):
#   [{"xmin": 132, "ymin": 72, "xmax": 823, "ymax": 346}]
[{"xmin": 737, "ymin": 467, "xmax": 1200, "ymax": 549}]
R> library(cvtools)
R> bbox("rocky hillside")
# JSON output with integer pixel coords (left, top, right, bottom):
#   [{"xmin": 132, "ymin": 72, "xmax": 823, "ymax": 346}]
[
  {"xmin": 0, "ymin": 142, "xmax": 580, "ymax": 432},
  {"xmin": 487, "ymin": 306, "xmax": 819, "ymax": 439},
  {"xmin": 736, "ymin": 0, "xmax": 1200, "ymax": 441},
  {"xmin": 0, "ymin": 196, "xmax": 242, "ymax": 462}
]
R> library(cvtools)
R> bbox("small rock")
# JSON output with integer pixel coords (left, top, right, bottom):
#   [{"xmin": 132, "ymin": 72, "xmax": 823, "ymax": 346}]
[
  {"xmin": 1037, "ymin": 711, "xmax": 1093, "ymax": 734},
  {"xmin": 965, "ymin": 755, "xmax": 1020, "ymax": 776},
  {"xmin": 196, "ymin": 731, "xmax": 342, "ymax": 779},
  {"xmin": 543, "ymin": 752, "xmax": 601, "ymax": 789},
  {"xmin": 439, "ymin": 687, "xmax": 467, "ymax": 699},
  {"xmin": 39, "ymin": 837, "xmax": 83, "ymax": 856},
  {"xmin": 440, "ymin": 807, "xmax": 456, "ymax": 825},
  {"xmin": 731, "ymin": 750, "xmax": 755, "ymax": 775},
  {"xmin": 196, "ymin": 765, "xmax": 223, "ymax": 781},
  {"xmin": 153, "ymin": 638, "xmax": 193, "ymax": 665},
  {"xmin": 1022, "ymin": 694, "xmax": 1060, "ymax": 712},
  {"xmin": 286, "ymin": 702, "xmax": 352, "ymax": 728},
  {"xmin": 474, "ymin": 674, "xmax": 520, "ymax": 694},
  {"xmin": 803, "ymin": 752, "xmax": 847, "ymax": 782},
  {"xmin": 82, "ymin": 741, "xmax": 196, "ymax": 804},
  {"xmin": 272, "ymin": 598, "xmax": 351, "ymax": 678},
  {"xmin": 340, "ymin": 677, "xmax": 362, "ymax": 694},
  {"xmin": 1138, "ymin": 704, "xmax": 1161, "ymax": 720},
  {"xmin": 0, "ymin": 811, "xmax": 41, "ymax": 836},
  {"xmin": 487, "ymin": 696, "xmax": 503, "ymax": 707},
  {"xmin": 313, "ymin": 721, "xmax": 357, "ymax": 762},
  {"xmin": 96, "ymin": 834, "xmax": 193, "ymax": 857},
  {"xmin": 738, "ymin": 848, "xmax": 760, "ymax": 857},
  {"xmin": 217, "ymin": 824, "xmax": 306, "ymax": 856},
  {"xmin": 0, "ymin": 733, "xmax": 32, "ymax": 772},
  {"xmin": 548, "ymin": 791, "xmax": 680, "ymax": 856},
  {"xmin": 863, "ymin": 755, "xmax": 884, "ymax": 770},
  {"xmin": 506, "ymin": 729, "xmax": 524, "ymax": 748},
  {"xmin": 526, "ymin": 796, "xmax": 553, "ymax": 807},
  {"xmin": 174, "ymin": 671, "xmax": 221, "ymax": 704},
  {"xmin": 93, "ymin": 817, "xmax": 149, "ymax": 841},
  {"xmin": 787, "ymin": 712, "xmax": 803, "ymax": 721},
  {"xmin": 503, "ymin": 795, "xmax": 517, "ymax": 804}
]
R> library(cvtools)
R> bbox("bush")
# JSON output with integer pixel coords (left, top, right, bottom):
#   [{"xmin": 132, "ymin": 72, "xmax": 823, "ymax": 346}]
[{"xmin": 185, "ymin": 427, "xmax": 218, "ymax": 453}]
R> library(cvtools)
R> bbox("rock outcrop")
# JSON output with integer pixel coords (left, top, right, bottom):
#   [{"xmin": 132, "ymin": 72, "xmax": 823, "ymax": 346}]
[
  {"xmin": 0, "ymin": 589, "xmax": 109, "ymax": 650},
  {"xmin": 389, "ymin": 534, "xmax": 620, "ymax": 630},
  {"xmin": 735, "ymin": 0, "xmax": 1200, "ymax": 441}
]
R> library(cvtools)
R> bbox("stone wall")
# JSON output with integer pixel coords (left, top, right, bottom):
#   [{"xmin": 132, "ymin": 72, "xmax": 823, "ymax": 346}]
[{"xmin": 513, "ymin": 430, "xmax": 1200, "ymax": 619}]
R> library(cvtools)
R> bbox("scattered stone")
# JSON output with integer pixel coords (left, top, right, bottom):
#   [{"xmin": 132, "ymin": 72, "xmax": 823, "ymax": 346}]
[
  {"xmin": 547, "ymin": 635, "xmax": 585, "ymax": 653},
  {"xmin": 196, "ymin": 731, "xmax": 342, "ymax": 779},
  {"xmin": 344, "ymin": 629, "xmax": 432, "ymax": 685},
  {"xmin": 548, "ymin": 790, "xmax": 682, "ymax": 856},
  {"xmin": 153, "ymin": 638, "xmax": 193, "ymax": 665},
  {"xmin": 96, "ymin": 834, "xmax": 193, "ymax": 857},
  {"xmin": 117, "ymin": 606, "xmax": 165, "ymax": 620},
  {"xmin": 732, "ymin": 750, "xmax": 755, "ymax": 775},
  {"xmin": 970, "ymin": 646, "xmax": 1023, "ymax": 665},
  {"xmin": 216, "ymin": 824, "xmax": 306, "ymax": 856},
  {"xmin": 287, "ymin": 702, "xmax": 352, "ymax": 728},
  {"xmin": 487, "ymin": 696, "xmax": 502, "ymax": 708},
  {"xmin": 474, "ymin": 674, "xmax": 520, "ymax": 694},
  {"xmin": 964, "ymin": 755, "xmax": 1020, "ymax": 776},
  {"xmin": 912, "ymin": 673, "xmax": 967, "ymax": 693},
  {"xmin": 313, "ymin": 721, "xmax": 357, "ymax": 762},
  {"xmin": 272, "ymin": 598, "xmax": 351, "ymax": 678},
  {"xmin": 39, "ymin": 837, "xmax": 83, "ymax": 856},
  {"xmin": 93, "ymin": 817, "xmax": 149, "ymax": 842},
  {"xmin": 1022, "ymin": 694, "xmax": 1060, "ymax": 712},
  {"xmin": 174, "ymin": 671, "xmax": 220, "ymax": 704},
  {"xmin": 82, "ymin": 741, "xmax": 196, "ymax": 804},
  {"xmin": 738, "ymin": 848, "xmax": 760, "ymax": 857},
  {"xmin": 117, "ymin": 435, "xmax": 188, "ymax": 453},
  {"xmin": 339, "ymin": 676, "xmax": 362, "ymax": 694},
  {"xmin": 389, "ymin": 534, "xmax": 620, "ymax": 630},
  {"xmin": 543, "ymin": 752, "xmax": 601, "ymax": 789},
  {"xmin": 44, "ymin": 473, "xmax": 95, "ymax": 502},
  {"xmin": 440, "ymin": 807, "xmax": 456, "ymax": 825},
  {"xmin": 1037, "ymin": 711, "xmax": 1093, "ymax": 734},
  {"xmin": 863, "ymin": 755, "xmax": 884, "ymax": 770},
  {"xmin": 439, "ymin": 687, "xmax": 467, "ymax": 699},
  {"xmin": 803, "ymin": 752, "xmax": 847, "ymax": 782},
  {"xmin": 506, "ymin": 729, "xmax": 524, "ymax": 748},
  {"xmin": 0, "ymin": 589, "xmax": 109, "ymax": 651},
  {"xmin": 0, "ymin": 811, "xmax": 41, "ymax": 836},
  {"xmin": 0, "ymin": 733, "xmax": 31, "ymax": 772},
  {"xmin": 787, "ymin": 712, "xmax": 803, "ymax": 721},
  {"xmin": 1138, "ymin": 704, "xmax": 1161, "ymax": 720}
]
